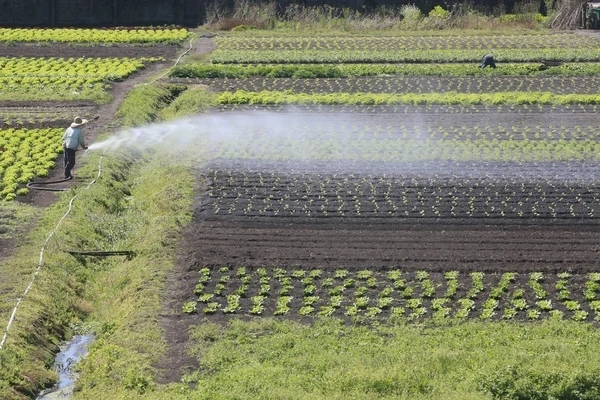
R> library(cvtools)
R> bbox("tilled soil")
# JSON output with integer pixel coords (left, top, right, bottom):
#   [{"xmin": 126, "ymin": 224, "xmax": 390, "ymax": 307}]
[
  {"xmin": 183, "ymin": 218, "xmax": 600, "ymax": 271},
  {"xmin": 0, "ymin": 43, "xmax": 180, "ymax": 59}
]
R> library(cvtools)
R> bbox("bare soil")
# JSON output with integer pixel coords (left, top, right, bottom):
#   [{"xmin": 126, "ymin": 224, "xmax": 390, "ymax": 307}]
[{"xmin": 0, "ymin": 43, "xmax": 180, "ymax": 59}]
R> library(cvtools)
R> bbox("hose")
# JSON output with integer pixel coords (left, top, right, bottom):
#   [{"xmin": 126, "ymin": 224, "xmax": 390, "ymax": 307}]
[
  {"xmin": 65, "ymin": 250, "xmax": 135, "ymax": 260},
  {"xmin": 26, "ymin": 178, "xmax": 73, "ymax": 192}
]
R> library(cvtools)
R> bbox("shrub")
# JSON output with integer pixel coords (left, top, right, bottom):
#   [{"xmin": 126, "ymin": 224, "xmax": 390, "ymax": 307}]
[
  {"xmin": 429, "ymin": 5, "xmax": 450, "ymax": 18},
  {"xmin": 400, "ymin": 4, "xmax": 422, "ymax": 21}
]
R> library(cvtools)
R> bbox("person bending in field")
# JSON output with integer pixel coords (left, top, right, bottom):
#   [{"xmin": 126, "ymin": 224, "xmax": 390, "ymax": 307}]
[
  {"xmin": 62, "ymin": 116, "xmax": 89, "ymax": 179},
  {"xmin": 480, "ymin": 54, "xmax": 497, "ymax": 69}
]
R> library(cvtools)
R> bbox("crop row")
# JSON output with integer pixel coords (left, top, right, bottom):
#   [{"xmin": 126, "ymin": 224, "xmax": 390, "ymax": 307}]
[
  {"xmin": 210, "ymin": 120, "xmax": 600, "ymax": 142},
  {"xmin": 0, "ymin": 129, "xmax": 63, "ymax": 200},
  {"xmin": 0, "ymin": 106, "xmax": 96, "ymax": 128},
  {"xmin": 194, "ymin": 76, "xmax": 600, "ymax": 96},
  {"xmin": 183, "ymin": 267, "xmax": 600, "ymax": 322},
  {"xmin": 211, "ymin": 48, "xmax": 600, "ymax": 64},
  {"xmin": 218, "ymin": 91, "xmax": 600, "ymax": 106},
  {"xmin": 208, "ymin": 136, "xmax": 600, "ymax": 162},
  {"xmin": 0, "ymin": 57, "xmax": 163, "ymax": 82},
  {"xmin": 205, "ymin": 168, "xmax": 600, "ymax": 220},
  {"xmin": 0, "ymin": 78, "xmax": 109, "ymax": 102},
  {"xmin": 216, "ymin": 103, "xmax": 600, "ymax": 114},
  {"xmin": 0, "ymin": 28, "xmax": 190, "ymax": 44},
  {"xmin": 215, "ymin": 34, "xmax": 600, "ymax": 51},
  {"xmin": 170, "ymin": 63, "xmax": 600, "ymax": 79}
]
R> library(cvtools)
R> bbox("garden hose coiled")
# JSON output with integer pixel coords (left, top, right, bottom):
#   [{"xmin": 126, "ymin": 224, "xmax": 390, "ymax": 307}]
[{"xmin": 26, "ymin": 178, "xmax": 74, "ymax": 192}]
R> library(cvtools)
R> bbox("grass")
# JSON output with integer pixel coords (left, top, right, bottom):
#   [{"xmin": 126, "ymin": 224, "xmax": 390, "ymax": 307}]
[
  {"xmin": 116, "ymin": 84, "xmax": 185, "ymax": 127},
  {"xmin": 172, "ymin": 318, "xmax": 600, "ymax": 400},
  {"xmin": 159, "ymin": 86, "xmax": 219, "ymax": 120},
  {"xmin": 0, "ymin": 146, "xmax": 195, "ymax": 399},
  {"xmin": 0, "ymin": 202, "xmax": 38, "ymax": 240},
  {"xmin": 71, "ymin": 317, "xmax": 600, "ymax": 399},
  {"xmin": 0, "ymin": 81, "xmax": 200, "ymax": 398}
]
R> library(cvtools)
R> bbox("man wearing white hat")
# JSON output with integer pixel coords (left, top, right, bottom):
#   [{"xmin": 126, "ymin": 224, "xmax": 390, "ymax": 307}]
[{"xmin": 62, "ymin": 116, "xmax": 89, "ymax": 179}]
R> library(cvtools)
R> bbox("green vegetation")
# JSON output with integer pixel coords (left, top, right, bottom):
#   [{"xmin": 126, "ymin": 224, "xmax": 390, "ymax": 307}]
[
  {"xmin": 0, "ymin": 128, "xmax": 64, "ymax": 200},
  {"xmin": 117, "ymin": 84, "xmax": 218, "ymax": 126},
  {"xmin": 211, "ymin": 48, "xmax": 600, "ymax": 64},
  {"xmin": 0, "ymin": 79, "xmax": 111, "ymax": 103},
  {"xmin": 0, "ymin": 57, "xmax": 163, "ymax": 82},
  {"xmin": 0, "ymin": 57, "xmax": 162, "ymax": 103},
  {"xmin": 173, "ymin": 318, "xmax": 600, "ymax": 399},
  {"xmin": 214, "ymin": 34, "xmax": 597, "ymax": 51},
  {"xmin": 158, "ymin": 86, "xmax": 219, "ymax": 121},
  {"xmin": 0, "ymin": 28, "xmax": 190, "ymax": 44},
  {"xmin": 0, "ymin": 202, "xmax": 38, "ymax": 239},
  {"xmin": 218, "ymin": 90, "xmax": 600, "ymax": 106},
  {"xmin": 116, "ymin": 84, "xmax": 185, "ymax": 127},
  {"xmin": 0, "ymin": 147, "xmax": 194, "ymax": 399},
  {"xmin": 171, "ymin": 62, "xmax": 600, "ymax": 79},
  {"xmin": 184, "ymin": 268, "xmax": 600, "ymax": 321},
  {"xmin": 205, "ymin": 0, "xmax": 550, "ymax": 33}
]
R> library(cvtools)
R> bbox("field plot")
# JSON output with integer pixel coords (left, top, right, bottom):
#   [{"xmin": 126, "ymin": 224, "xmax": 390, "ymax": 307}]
[
  {"xmin": 215, "ymin": 34, "xmax": 600, "ymax": 51},
  {"xmin": 175, "ymin": 29, "xmax": 600, "ymax": 325},
  {"xmin": 0, "ymin": 128, "xmax": 64, "ymax": 200},
  {"xmin": 194, "ymin": 76, "xmax": 600, "ymax": 95},
  {"xmin": 181, "ymin": 266, "xmax": 600, "ymax": 322},
  {"xmin": 211, "ymin": 48, "xmax": 600, "ymax": 64},
  {"xmin": 0, "ymin": 28, "xmax": 190, "ymax": 205},
  {"xmin": 0, "ymin": 56, "xmax": 163, "ymax": 102},
  {"xmin": 0, "ymin": 27, "xmax": 190, "ymax": 44},
  {"xmin": 0, "ymin": 105, "xmax": 97, "ymax": 129}
]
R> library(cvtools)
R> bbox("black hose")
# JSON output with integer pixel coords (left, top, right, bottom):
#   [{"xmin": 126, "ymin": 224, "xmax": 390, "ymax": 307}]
[
  {"xmin": 27, "ymin": 178, "xmax": 73, "ymax": 192},
  {"xmin": 65, "ymin": 250, "xmax": 136, "ymax": 260}
]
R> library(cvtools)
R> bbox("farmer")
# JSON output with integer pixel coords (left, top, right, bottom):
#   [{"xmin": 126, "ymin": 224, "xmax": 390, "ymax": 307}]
[
  {"xmin": 62, "ymin": 116, "xmax": 89, "ymax": 179},
  {"xmin": 480, "ymin": 54, "xmax": 497, "ymax": 69}
]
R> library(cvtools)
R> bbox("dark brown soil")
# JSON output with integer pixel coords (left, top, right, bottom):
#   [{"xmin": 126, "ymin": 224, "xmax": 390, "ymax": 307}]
[
  {"xmin": 0, "ymin": 43, "xmax": 180, "ymax": 59},
  {"xmin": 181, "ymin": 219, "xmax": 600, "ymax": 272}
]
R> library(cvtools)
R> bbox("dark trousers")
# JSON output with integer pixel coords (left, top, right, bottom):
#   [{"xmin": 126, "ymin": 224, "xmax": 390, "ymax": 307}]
[
  {"xmin": 64, "ymin": 148, "xmax": 76, "ymax": 178},
  {"xmin": 481, "ymin": 55, "xmax": 497, "ymax": 69}
]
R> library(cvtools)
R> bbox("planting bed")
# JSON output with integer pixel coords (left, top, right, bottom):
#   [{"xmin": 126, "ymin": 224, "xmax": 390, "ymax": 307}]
[
  {"xmin": 0, "ymin": 43, "xmax": 180, "ymax": 59},
  {"xmin": 174, "ymin": 105, "xmax": 600, "ymax": 325},
  {"xmin": 215, "ymin": 34, "xmax": 600, "ymax": 51},
  {"xmin": 216, "ymin": 103, "xmax": 600, "ymax": 113},
  {"xmin": 211, "ymin": 48, "xmax": 600, "ymax": 64},
  {"xmin": 179, "ymin": 266, "xmax": 600, "ymax": 322},
  {"xmin": 191, "ymin": 76, "xmax": 600, "ymax": 95},
  {"xmin": 0, "ymin": 105, "xmax": 98, "ymax": 128}
]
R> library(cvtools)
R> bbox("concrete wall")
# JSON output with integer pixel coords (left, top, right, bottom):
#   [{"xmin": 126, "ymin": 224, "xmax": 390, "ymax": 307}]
[{"xmin": 0, "ymin": 0, "xmax": 205, "ymax": 27}]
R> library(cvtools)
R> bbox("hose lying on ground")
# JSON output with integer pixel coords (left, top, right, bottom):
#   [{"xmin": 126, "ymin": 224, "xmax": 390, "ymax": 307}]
[{"xmin": 26, "ymin": 178, "xmax": 73, "ymax": 192}]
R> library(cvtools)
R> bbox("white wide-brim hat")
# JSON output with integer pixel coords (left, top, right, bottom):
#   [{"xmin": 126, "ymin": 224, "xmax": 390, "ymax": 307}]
[{"xmin": 71, "ymin": 116, "xmax": 89, "ymax": 128}]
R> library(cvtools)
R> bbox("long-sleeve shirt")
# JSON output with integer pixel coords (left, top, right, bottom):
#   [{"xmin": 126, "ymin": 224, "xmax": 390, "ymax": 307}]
[{"xmin": 62, "ymin": 127, "xmax": 86, "ymax": 150}]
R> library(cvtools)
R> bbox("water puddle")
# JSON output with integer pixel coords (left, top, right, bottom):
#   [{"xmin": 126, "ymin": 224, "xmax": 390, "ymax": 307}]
[{"xmin": 37, "ymin": 334, "xmax": 94, "ymax": 400}]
